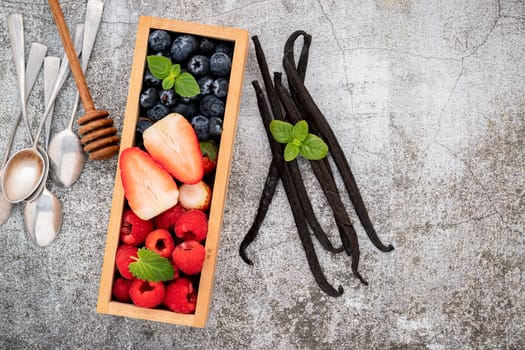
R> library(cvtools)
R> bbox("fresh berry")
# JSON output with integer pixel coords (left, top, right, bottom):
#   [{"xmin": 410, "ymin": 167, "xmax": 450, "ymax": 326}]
[
  {"xmin": 129, "ymin": 279, "xmax": 165, "ymax": 308},
  {"xmin": 214, "ymin": 42, "xmax": 234, "ymax": 57},
  {"xmin": 120, "ymin": 147, "xmax": 179, "ymax": 220},
  {"xmin": 200, "ymin": 140, "xmax": 218, "ymax": 175},
  {"xmin": 143, "ymin": 113, "xmax": 204, "ymax": 184},
  {"xmin": 199, "ymin": 95, "xmax": 224, "ymax": 118},
  {"xmin": 115, "ymin": 244, "xmax": 139, "ymax": 280},
  {"xmin": 143, "ymin": 69, "xmax": 161, "ymax": 87},
  {"xmin": 212, "ymin": 78, "xmax": 228, "ymax": 98},
  {"xmin": 190, "ymin": 115, "xmax": 210, "ymax": 140},
  {"xmin": 120, "ymin": 208, "xmax": 154, "ymax": 245},
  {"xmin": 187, "ymin": 55, "xmax": 210, "ymax": 77},
  {"xmin": 174, "ymin": 210, "xmax": 208, "ymax": 242},
  {"xmin": 148, "ymin": 30, "xmax": 172, "ymax": 52},
  {"xmin": 147, "ymin": 103, "xmax": 170, "ymax": 121},
  {"xmin": 145, "ymin": 229, "xmax": 175, "ymax": 258},
  {"xmin": 172, "ymin": 240, "xmax": 206, "ymax": 275},
  {"xmin": 178, "ymin": 181, "xmax": 211, "ymax": 211},
  {"xmin": 179, "ymin": 95, "xmax": 199, "ymax": 104},
  {"xmin": 170, "ymin": 34, "xmax": 199, "ymax": 62},
  {"xmin": 140, "ymin": 88, "xmax": 159, "ymax": 109},
  {"xmin": 170, "ymin": 261, "xmax": 180, "ymax": 280},
  {"xmin": 159, "ymin": 89, "xmax": 178, "ymax": 107},
  {"xmin": 112, "ymin": 277, "xmax": 133, "ymax": 302},
  {"xmin": 136, "ymin": 118, "xmax": 153, "ymax": 134},
  {"xmin": 163, "ymin": 278, "xmax": 197, "ymax": 314},
  {"xmin": 171, "ymin": 102, "xmax": 198, "ymax": 119},
  {"xmin": 154, "ymin": 203, "xmax": 186, "ymax": 232},
  {"xmin": 198, "ymin": 76, "xmax": 214, "ymax": 95},
  {"xmin": 209, "ymin": 52, "xmax": 231, "ymax": 77},
  {"xmin": 199, "ymin": 37, "xmax": 216, "ymax": 55},
  {"xmin": 208, "ymin": 116, "xmax": 223, "ymax": 138}
]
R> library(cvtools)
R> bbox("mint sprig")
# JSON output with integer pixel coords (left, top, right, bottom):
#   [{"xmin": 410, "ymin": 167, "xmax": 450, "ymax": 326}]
[
  {"xmin": 147, "ymin": 55, "xmax": 200, "ymax": 97},
  {"xmin": 128, "ymin": 247, "xmax": 174, "ymax": 282},
  {"xmin": 270, "ymin": 120, "xmax": 328, "ymax": 161}
]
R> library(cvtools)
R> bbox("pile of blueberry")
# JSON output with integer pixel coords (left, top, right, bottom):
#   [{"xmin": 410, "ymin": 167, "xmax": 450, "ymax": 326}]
[{"xmin": 137, "ymin": 29, "xmax": 234, "ymax": 142}]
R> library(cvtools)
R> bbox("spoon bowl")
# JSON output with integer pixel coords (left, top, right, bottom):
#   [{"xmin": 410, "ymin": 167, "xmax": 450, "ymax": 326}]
[
  {"xmin": 1, "ymin": 148, "xmax": 45, "ymax": 203},
  {"xmin": 49, "ymin": 129, "xmax": 84, "ymax": 187},
  {"xmin": 24, "ymin": 187, "xmax": 62, "ymax": 247},
  {"xmin": 24, "ymin": 146, "xmax": 50, "ymax": 202}
]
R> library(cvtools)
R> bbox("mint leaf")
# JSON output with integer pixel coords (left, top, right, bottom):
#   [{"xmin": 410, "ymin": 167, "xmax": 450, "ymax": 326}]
[
  {"xmin": 128, "ymin": 247, "xmax": 174, "ymax": 282},
  {"xmin": 162, "ymin": 75, "xmax": 175, "ymax": 90},
  {"xmin": 270, "ymin": 120, "xmax": 293, "ymax": 144},
  {"xmin": 147, "ymin": 55, "xmax": 172, "ymax": 79},
  {"xmin": 175, "ymin": 72, "xmax": 200, "ymax": 97},
  {"xmin": 300, "ymin": 134, "xmax": 329, "ymax": 160},
  {"xmin": 284, "ymin": 142, "xmax": 300, "ymax": 161},
  {"xmin": 292, "ymin": 120, "xmax": 308, "ymax": 142},
  {"xmin": 170, "ymin": 64, "xmax": 181, "ymax": 78}
]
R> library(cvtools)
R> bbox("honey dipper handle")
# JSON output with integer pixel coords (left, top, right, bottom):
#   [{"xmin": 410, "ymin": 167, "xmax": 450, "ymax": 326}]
[{"xmin": 47, "ymin": 0, "xmax": 95, "ymax": 112}]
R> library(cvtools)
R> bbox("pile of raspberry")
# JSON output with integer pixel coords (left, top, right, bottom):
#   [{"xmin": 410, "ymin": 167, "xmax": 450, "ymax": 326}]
[{"xmin": 113, "ymin": 204, "xmax": 208, "ymax": 313}]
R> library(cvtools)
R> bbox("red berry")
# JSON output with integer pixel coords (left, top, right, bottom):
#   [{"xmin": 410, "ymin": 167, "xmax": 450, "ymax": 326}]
[
  {"xmin": 172, "ymin": 240, "xmax": 206, "ymax": 275},
  {"xmin": 112, "ymin": 277, "xmax": 133, "ymax": 302},
  {"xmin": 153, "ymin": 204, "xmax": 186, "ymax": 232},
  {"xmin": 145, "ymin": 229, "xmax": 175, "ymax": 258},
  {"xmin": 115, "ymin": 244, "xmax": 138, "ymax": 280},
  {"xmin": 163, "ymin": 278, "xmax": 197, "ymax": 314},
  {"xmin": 120, "ymin": 209, "xmax": 154, "ymax": 245},
  {"xmin": 174, "ymin": 210, "xmax": 208, "ymax": 242},
  {"xmin": 129, "ymin": 279, "xmax": 165, "ymax": 308}
]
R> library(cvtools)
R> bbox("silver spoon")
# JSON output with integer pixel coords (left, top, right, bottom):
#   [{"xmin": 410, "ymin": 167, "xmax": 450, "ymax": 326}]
[
  {"xmin": 24, "ymin": 57, "xmax": 62, "ymax": 247},
  {"xmin": 49, "ymin": 0, "xmax": 104, "ymax": 187},
  {"xmin": 1, "ymin": 23, "xmax": 84, "ymax": 204},
  {"xmin": 0, "ymin": 42, "xmax": 48, "ymax": 224}
]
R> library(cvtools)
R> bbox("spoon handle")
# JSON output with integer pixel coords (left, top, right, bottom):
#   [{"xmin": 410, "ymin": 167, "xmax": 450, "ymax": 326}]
[
  {"xmin": 44, "ymin": 57, "xmax": 60, "ymax": 150},
  {"xmin": 1, "ymin": 43, "xmax": 47, "ymax": 168}
]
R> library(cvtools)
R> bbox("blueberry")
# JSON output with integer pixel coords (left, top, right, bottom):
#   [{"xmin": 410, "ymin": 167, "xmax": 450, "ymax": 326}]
[
  {"xmin": 159, "ymin": 89, "xmax": 177, "ymax": 107},
  {"xmin": 198, "ymin": 76, "xmax": 214, "ymax": 95},
  {"xmin": 199, "ymin": 94, "xmax": 225, "ymax": 118},
  {"xmin": 214, "ymin": 42, "xmax": 234, "ymax": 57},
  {"xmin": 140, "ymin": 88, "xmax": 159, "ymax": 109},
  {"xmin": 209, "ymin": 52, "xmax": 232, "ymax": 77},
  {"xmin": 191, "ymin": 115, "xmax": 210, "ymax": 140},
  {"xmin": 179, "ymin": 95, "xmax": 199, "ymax": 104},
  {"xmin": 143, "ymin": 69, "xmax": 161, "ymax": 87},
  {"xmin": 136, "ymin": 117, "xmax": 153, "ymax": 134},
  {"xmin": 212, "ymin": 78, "xmax": 229, "ymax": 98},
  {"xmin": 148, "ymin": 30, "xmax": 172, "ymax": 52},
  {"xmin": 208, "ymin": 116, "xmax": 223, "ymax": 137},
  {"xmin": 155, "ymin": 51, "xmax": 170, "ymax": 58},
  {"xmin": 199, "ymin": 38, "xmax": 216, "ymax": 55},
  {"xmin": 187, "ymin": 55, "xmax": 210, "ymax": 77},
  {"xmin": 171, "ymin": 102, "xmax": 198, "ymax": 119},
  {"xmin": 147, "ymin": 103, "xmax": 170, "ymax": 121},
  {"xmin": 170, "ymin": 34, "xmax": 199, "ymax": 63}
]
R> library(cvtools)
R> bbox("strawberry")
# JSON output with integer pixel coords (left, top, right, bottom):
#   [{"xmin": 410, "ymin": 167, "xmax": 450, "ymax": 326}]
[
  {"xmin": 129, "ymin": 279, "xmax": 165, "ymax": 308},
  {"xmin": 153, "ymin": 203, "xmax": 186, "ymax": 232},
  {"xmin": 174, "ymin": 210, "xmax": 208, "ymax": 242},
  {"xmin": 145, "ymin": 229, "xmax": 175, "ymax": 258},
  {"xmin": 163, "ymin": 278, "xmax": 197, "ymax": 314},
  {"xmin": 112, "ymin": 277, "xmax": 133, "ymax": 302},
  {"xmin": 115, "ymin": 244, "xmax": 139, "ymax": 280},
  {"xmin": 119, "ymin": 147, "xmax": 179, "ymax": 220},
  {"xmin": 143, "ymin": 113, "xmax": 204, "ymax": 184},
  {"xmin": 178, "ymin": 181, "xmax": 211, "ymax": 211},
  {"xmin": 172, "ymin": 240, "xmax": 206, "ymax": 275},
  {"xmin": 120, "ymin": 208, "xmax": 154, "ymax": 245},
  {"xmin": 200, "ymin": 140, "xmax": 218, "ymax": 175}
]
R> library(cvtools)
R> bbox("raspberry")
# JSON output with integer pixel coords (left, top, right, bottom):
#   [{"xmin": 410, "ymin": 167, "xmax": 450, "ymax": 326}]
[
  {"xmin": 163, "ymin": 278, "xmax": 197, "ymax": 314},
  {"xmin": 153, "ymin": 204, "xmax": 186, "ymax": 232},
  {"xmin": 172, "ymin": 240, "xmax": 206, "ymax": 275},
  {"xmin": 174, "ymin": 210, "xmax": 208, "ymax": 242},
  {"xmin": 115, "ymin": 244, "xmax": 138, "ymax": 280},
  {"xmin": 129, "ymin": 279, "xmax": 165, "ymax": 308},
  {"xmin": 120, "ymin": 208, "xmax": 154, "ymax": 246},
  {"xmin": 170, "ymin": 260, "xmax": 180, "ymax": 280},
  {"xmin": 112, "ymin": 277, "xmax": 132, "ymax": 302},
  {"xmin": 145, "ymin": 229, "xmax": 175, "ymax": 258}
]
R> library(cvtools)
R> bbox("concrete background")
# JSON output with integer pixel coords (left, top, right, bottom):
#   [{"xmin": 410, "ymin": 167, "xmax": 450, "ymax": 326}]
[{"xmin": 0, "ymin": 0, "xmax": 523, "ymax": 348}]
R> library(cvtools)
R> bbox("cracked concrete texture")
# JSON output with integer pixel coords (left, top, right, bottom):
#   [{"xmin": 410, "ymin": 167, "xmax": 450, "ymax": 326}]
[{"xmin": 0, "ymin": 0, "xmax": 523, "ymax": 348}]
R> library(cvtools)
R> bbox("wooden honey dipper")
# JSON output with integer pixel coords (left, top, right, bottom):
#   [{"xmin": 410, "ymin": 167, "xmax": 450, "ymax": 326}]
[{"xmin": 48, "ymin": 0, "xmax": 119, "ymax": 160}]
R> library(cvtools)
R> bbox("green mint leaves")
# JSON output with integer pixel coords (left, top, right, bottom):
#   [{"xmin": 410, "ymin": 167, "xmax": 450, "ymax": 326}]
[
  {"xmin": 270, "ymin": 120, "xmax": 329, "ymax": 161},
  {"xmin": 128, "ymin": 247, "xmax": 174, "ymax": 282},
  {"xmin": 147, "ymin": 55, "xmax": 200, "ymax": 97}
]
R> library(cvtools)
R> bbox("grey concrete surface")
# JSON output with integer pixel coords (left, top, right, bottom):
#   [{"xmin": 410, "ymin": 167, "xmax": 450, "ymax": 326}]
[{"xmin": 0, "ymin": 0, "xmax": 523, "ymax": 348}]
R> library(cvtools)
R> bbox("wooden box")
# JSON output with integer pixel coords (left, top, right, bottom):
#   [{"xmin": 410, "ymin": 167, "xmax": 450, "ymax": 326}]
[{"xmin": 96, "ymin": 16, "xmax": 249, "ymax": 327}]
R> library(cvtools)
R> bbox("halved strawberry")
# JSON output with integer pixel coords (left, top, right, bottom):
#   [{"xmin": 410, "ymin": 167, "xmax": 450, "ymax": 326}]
[
  {"xmin": 143, "ymin": 113, "xmax": 204, "ymax": 184},
  {"xmin": 178, "ymin": 181, "xmax": 211, "ymax": 211},
  {"xmin": 200, "ymin": 140, "xmax": 218, "ymax": 175},
  {"xmin": 119, "ymin": 147, "xmax": 179, "ymax": 220}
]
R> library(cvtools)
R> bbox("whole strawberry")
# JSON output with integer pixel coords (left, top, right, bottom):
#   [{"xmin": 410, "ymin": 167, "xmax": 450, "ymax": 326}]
[
  {"xmin": 172, "ymin": 240, "xmax": 206, "ymax": 275},
  {"xmin": 163, "ymin": 278, "xmax": 197, "ymax": 314},
  {"xmin": 120, "ymin": 209, "xmax": 154, "ymax": 245},
  {"xmin": 200, "ymin": 140, "xmax": 217, "ymax": 175}
]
